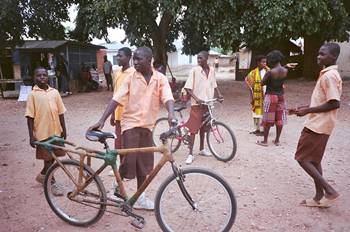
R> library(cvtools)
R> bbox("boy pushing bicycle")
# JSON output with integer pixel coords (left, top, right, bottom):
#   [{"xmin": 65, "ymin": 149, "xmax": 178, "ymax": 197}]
[{"xmin": 89, "ymin": 46, "xmax": 175, "ymax": 210}]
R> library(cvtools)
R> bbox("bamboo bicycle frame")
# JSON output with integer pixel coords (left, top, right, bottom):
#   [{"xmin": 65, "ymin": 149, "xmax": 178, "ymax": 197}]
[{"xmin": 39, "ymin": 136, "xmax": 173, "ymax": 207}]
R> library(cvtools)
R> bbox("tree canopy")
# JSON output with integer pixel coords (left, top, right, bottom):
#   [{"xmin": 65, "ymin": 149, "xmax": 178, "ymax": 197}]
[
  {"xmin": 1, "ymin": 0, "xmax": 350, "ymax": 79},
  {"xmin": 0, "ymin": 0, "xmax": 71, "ymax": 55}
]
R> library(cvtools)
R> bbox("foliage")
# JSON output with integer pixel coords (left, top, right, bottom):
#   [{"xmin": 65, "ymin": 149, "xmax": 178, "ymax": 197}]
[
  {"xmin": 240, "ymin": 0, "xmax": 350, "ymax": 49},
  {"xmin": 0, "ymin": 0, "xmax": 72, "ymax": 54}
]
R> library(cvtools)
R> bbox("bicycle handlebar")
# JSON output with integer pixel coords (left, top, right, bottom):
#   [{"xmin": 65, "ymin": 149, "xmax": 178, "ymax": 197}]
[{"xmin": 200, "ymin": 98, "xmax": 223, "ymax": 105}]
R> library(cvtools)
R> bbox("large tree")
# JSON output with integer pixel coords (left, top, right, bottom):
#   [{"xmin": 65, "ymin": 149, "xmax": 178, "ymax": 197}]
[
  {"xmin": 239, "ymin": 0, "xmax": 350, "ymax": 80},
  {"xmin": 71, "ymin": 0, "xmax": 241, "ymax": 66},
  {"xmin": 0, "ymin": 0, "xmax": 72, "ymax": 55}
]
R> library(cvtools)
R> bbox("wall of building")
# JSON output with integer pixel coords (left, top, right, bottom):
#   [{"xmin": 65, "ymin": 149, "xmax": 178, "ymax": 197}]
[{"xmin": 337, "ymin": 41, "xmax": 350, "ymax": 78}]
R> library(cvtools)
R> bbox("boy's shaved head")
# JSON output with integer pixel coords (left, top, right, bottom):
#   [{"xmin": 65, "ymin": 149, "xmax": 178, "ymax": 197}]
[
  {"xmin": 322, "ymin": 43, "xmax": 340, "ymax": 59},
  {"xmin": 34, "ymin": 66, "xmax": 47, "ymax": 74},
  {"xmin": 198, "ymin": 50, "xmax": 209, "ymax": 59},
  {"xmin": 135, "ymin": 46, "xmax": 153, "ymax": 59}
]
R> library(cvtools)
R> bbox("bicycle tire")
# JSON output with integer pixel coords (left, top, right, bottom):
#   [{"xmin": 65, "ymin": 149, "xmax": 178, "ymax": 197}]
[
  {"xmin": 152, "ymin": 117, "xmax": 182, "ymax": 153},
  {"xmin": 44, "ymin": 159, "xmax": 107, "ymax": 227},
  {"xmin": 207, "ymin": 121, "xmax": 237, "ymax": 162},
  {"xmin": 155, "ymin": 168, "xmax": 237, "ymax": 232}
]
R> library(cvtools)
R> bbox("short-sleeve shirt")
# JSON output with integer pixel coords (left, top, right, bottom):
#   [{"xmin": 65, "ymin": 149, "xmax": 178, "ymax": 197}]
[
  {"xmin": 25, "ymin": 86, "xmax": 67, "ymax": 141},
  {"xmin": 304, "ymin": 65, "xmax": 342, "ymax": 135},
  {"xmin": 112, "ymin": 70, "xmax": 174, "ymax": 132},
  {"xmin": 113, "ymin": 67, "xmax": 135, "ymax": 121},
  {"xmin": 184, "ymin": 66, "xmax": 217, "ymax": 106}
]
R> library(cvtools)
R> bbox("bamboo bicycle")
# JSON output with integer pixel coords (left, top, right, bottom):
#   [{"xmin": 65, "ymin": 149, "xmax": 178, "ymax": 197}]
[{"xmin": 34, "ymin": 126, "xmax": 237, "ymax": 231}]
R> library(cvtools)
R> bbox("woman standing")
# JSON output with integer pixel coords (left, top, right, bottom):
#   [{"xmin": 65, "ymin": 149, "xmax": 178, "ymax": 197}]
[{"xmin": 257, "ymin": 50, "xmax": 288, "ymax": 146}]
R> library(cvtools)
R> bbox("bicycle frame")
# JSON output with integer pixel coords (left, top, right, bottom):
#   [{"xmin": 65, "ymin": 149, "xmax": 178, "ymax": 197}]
[{"xmin": 35, "ymin": 136, "xmax": 178, "ymax": 207}]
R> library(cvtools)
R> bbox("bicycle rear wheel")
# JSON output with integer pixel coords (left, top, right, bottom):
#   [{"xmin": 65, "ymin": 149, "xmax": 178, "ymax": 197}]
[
  {"xmin": 44, "ymin": 159, "xmax": 107, "ymax": 227},
  {"xmin": 155, "ymin": 168, "xmax": 236, "ymax": 232},
  {"xmin": 207, "ymin": 121, "xmax": 237, "ymax": 162},
  {"xmin": 152, "ymin": 117, "xmax": 181, "ymax": 153}
]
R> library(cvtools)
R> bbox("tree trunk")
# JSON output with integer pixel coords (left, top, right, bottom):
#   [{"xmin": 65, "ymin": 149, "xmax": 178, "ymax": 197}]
[{"xmin": 303, "ymin": 34, "xmax": 323, "ymax": 80}]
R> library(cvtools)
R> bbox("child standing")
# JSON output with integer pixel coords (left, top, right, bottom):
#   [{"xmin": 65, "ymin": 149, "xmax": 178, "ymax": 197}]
[
  {"xmin": 294, "ymin": 43, "xmax": 342, "ymax": 207},
  {"xmin": 245, "ymin": 55, "xmax": 269, "ymax": 136},
  {"xmin": 184, "ymin": 51, "xmax": 223, "ymax": 165},
  {"xmin": 257, "ymin": 50, "xmax": 288, "ymax": 146},
  {"xmin": 25, "ymin": 67, "xmax": 67, "ymax": 194}
]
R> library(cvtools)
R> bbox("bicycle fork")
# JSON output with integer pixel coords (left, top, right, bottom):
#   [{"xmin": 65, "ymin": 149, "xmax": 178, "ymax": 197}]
[{"xmin": 171, "ymin": 162, "xmax": 198, "ymax": 211}]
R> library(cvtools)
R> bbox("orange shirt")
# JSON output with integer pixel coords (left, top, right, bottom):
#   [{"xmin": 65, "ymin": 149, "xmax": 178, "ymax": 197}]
[
  {"xmin": 25, "ymin": 86, "xmax": 66, "ymax": 141},
  {"xmin": 113, "ymin": 67, "xmax": 135, "ymax": 121},
  {"xmin": 305, "ymin": 65, "xmax": 342, "ymax": 135},
  {"xmin": 184, "ymin": 66, "xmax": 217, "ymax": 106},
  {"xmin": 112, "ymin": 70, "xmax": 174, "ymax": 132}
]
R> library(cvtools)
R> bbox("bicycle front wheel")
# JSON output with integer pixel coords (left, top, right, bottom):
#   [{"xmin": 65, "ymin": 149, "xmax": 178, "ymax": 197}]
[
  {"xmin": 155, "ymin": 168, "xmax": 236, "ymax": 232},
  {"xmin": 44, "ymin": 160, "xmax": 107, "ymax": 227},
  {"xmin": 152, "ymin": 117, "xmax": 182, "ymax": 153},
  {"xmin": 207, "ymin": 121, "xmax": 237, "ymax": 162}
]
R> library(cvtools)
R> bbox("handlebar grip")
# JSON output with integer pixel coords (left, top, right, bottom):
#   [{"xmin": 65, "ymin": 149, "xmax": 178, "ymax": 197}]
[{"xmin": 160, "ymin": 126, "xmax": 177, "ymax": 141}]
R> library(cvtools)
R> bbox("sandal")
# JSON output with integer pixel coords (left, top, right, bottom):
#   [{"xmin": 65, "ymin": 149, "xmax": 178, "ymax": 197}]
[{"xmin": 300, "ymin": 198, "xmax": 330, "ymax": 208}]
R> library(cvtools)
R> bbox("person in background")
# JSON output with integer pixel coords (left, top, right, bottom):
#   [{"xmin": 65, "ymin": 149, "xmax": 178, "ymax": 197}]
[
  {"xmin": 257, "ymin": 50, "xmax": 288, "ymax": 147},
  {"xmin": 245, "ymin": 55, "xmax": 269, "ymax": 136},
  {"xmin": 103, "ymin": 55, "xmax": 113, "ymax": 91}
]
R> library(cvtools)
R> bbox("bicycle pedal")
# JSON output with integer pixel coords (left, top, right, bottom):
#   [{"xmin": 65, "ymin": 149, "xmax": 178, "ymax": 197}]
[{"xmin": 130, "ymin": 217, "xmax": 145, "ymax": 229}]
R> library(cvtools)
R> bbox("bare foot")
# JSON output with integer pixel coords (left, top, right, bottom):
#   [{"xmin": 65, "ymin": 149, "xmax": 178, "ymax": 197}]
[
  {"xmin": 256, "ymin": 141, "xmax": 268, "ymax": 147},
  {"xmin": 272, "ymin": 140, "xmax": 281, "ymax": 146}
]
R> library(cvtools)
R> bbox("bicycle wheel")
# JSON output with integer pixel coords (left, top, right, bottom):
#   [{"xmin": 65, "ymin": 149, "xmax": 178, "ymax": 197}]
[
  {"xmin": 207, "ymin": 121, "xmax": 237, "ymax": 162},
  {"xmin": 152, "ymin": 117, "xmax": 181, "ymax": 153},
  {"xmin": 44, "ymin": 159, "xmax": 107, "ymax": 227},
  {"xmin": 155, "ymin": 168, "xmax": 236, "ymax": 232}
]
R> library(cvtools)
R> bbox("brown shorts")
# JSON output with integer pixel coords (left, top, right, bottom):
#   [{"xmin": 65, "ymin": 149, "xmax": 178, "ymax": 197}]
[
  {"xmin": 36, "ymin": 140, "xmax": 66, "ymax": 161},
  {"xmin": 119, "ymin": 127, "xmax": 154, "ymax": 179},
  {"xmin": 295, "ymin": 127, "xmax": 330, "ymax": 164},
  {"xmin": 114, "ymin": 120, "xmax": 123, "ymax": 149},
  {"xmin": 185, "ymin": 105, "xmax": 208, "ymax": 134}
]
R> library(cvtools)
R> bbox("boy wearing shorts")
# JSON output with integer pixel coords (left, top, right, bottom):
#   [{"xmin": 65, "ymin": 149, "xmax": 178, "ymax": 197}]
[
  {"xmin": 25, "ymin": 67, "xmax": 67, "ymax": 195},
  {"xmin": 90, "ymin": 47, "xmax": 175, "ymax": 210},
  {"xmin": 294, "ymin": 43, "xmax": 342, "ymax": 207},
  {"xmin": 184, "ymin": 51, "xmax": 223, "ymax": 165}
]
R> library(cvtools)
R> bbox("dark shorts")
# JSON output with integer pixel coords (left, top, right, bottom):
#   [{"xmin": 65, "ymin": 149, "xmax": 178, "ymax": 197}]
[
  {"xmin": 185, "ymin": 105, "xmax": 207, "ymax": 134},
  {"xmin": 114, "ymin": 120, "xmax": 123, "ymax": 149},
  {"xmin": 295, "ymin": 127, "xmax": 330, "ymax": 164},
  {"xmin": 262, "ymin": 94, "xmax": 287, "ymax": 126},
  {"xmin": 36, "ymin": 139, "xmax": 66, "ymax": 161},
  {"xmin": 119, "ymin": 127, "xmax": 154, "ymax": 179}
]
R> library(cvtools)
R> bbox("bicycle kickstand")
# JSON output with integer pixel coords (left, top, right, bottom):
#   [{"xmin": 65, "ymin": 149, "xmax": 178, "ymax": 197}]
[{"xmin": 121, "ymin": 203, "xmax": 146, "ymax": 229}]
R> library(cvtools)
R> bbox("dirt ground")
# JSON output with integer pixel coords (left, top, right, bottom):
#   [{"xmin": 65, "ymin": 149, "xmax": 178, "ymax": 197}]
[{"xmin": 0, "ymin": 77, "xmax": 350, "ymax": 232}]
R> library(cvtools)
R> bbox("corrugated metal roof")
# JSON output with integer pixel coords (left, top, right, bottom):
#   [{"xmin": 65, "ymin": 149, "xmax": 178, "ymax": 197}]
[{"xmin": 16, "ymin": 40, "xmax": 105, "ymax": 50}]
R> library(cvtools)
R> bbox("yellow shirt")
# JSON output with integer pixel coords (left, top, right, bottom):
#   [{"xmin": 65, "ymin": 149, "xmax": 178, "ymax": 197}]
[
  {"xmin": 184, "ymin": 66, "xmax": 218, "ymax": 106},
  {"xmin": 113, "ymin": 67, "xmax": 135, "ymax": 120},
  {"xmin": 112, "ymin": 70, "xmax": 174, "ymax": 132},
  {"xmin": 25, "ymin": 86, "xmax": 66, "ymax": 141},
  {"xmin": 305, "ymin": 65, "xmax": 342, "ymax": 135}
]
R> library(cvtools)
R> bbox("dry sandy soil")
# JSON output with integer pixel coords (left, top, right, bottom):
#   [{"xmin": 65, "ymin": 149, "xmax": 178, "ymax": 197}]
[{"xmin": 0, "ymin": 77, "xmax": 350, "ymax": 232}]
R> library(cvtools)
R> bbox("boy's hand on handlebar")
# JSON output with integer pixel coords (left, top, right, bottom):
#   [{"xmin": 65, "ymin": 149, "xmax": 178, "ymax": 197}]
[
  {"xmin": 89, "ymin": 121, "xmax": 104, "ymax": 131},
  {"xmin": 197, "ymin": 99, "xmax": 205, "ymax": 105},
  {"xmin": 29, "ymin": 136, "xmax": 37, "ymax": 148},
  {"xmin": 61, "ymin": 130, "xmax": 67, "ymax": 139},
  {"xmin": 218, "ymin": 95, "xmax": 224, "ymax": 103}
]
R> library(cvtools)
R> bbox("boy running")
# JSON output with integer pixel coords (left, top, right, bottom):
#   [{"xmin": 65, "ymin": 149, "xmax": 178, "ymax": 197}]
[
  {"xmin": 25, "ymin": 67, "xmax": 67, "ymax": 195},
  {"xmin": 245, "ymin": 55, "xmax": 269, "ymax": 136},
  {"xmin": 89, "ymin": 47, "xmax": 175, "ymax": 210},
  {"xmin": 293, "ymin": 43, "xmax": 342, "ymax": 207},
  {"xmin": 184, "ymin": 51, "xmax": 223, "ymax": 165}
]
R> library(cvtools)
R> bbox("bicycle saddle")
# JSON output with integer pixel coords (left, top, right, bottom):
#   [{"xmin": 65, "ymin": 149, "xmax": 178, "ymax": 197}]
[
  {"xmin": 86, "ymin": 130, "xmax": 115, "ymax": 142},
  {"xmin": 174, "ymin": 105, "xmax": 187, "ymax": 112}
]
